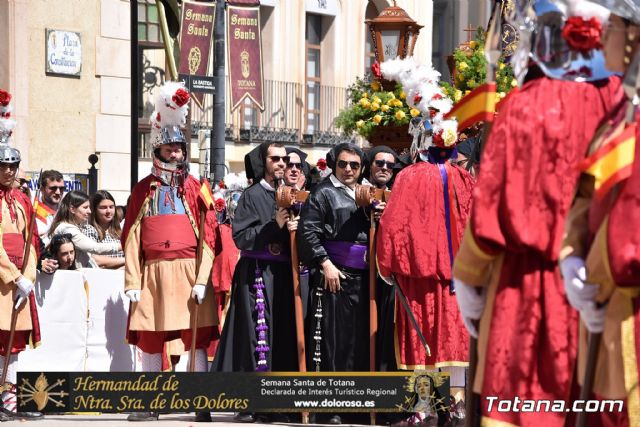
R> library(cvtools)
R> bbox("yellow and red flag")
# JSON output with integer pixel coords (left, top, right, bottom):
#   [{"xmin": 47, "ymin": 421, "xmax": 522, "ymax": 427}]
[
  {"xmin": 444, "ymin": 82, "xmax": 497, "ymax": 131},
  {"xmin": 33, "ymin": 199, "xmax": 55, "ymax": 222},
  {"xmin": 579, "ymin": 123, "xmax": 636, "ymax": 200},
  {"xmin": 199, "ymin": 179, "xmax": 215, "ymax": 210}
]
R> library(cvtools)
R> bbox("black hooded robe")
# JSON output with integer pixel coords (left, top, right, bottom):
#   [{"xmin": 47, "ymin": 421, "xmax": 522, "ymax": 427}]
[
  {"xmin": 212, "ymin": 161, "xmax": 297, "ymax": 372},
  {"xmin": 297, "ymin": 179, "xmax": 370, "ymax": 371}
]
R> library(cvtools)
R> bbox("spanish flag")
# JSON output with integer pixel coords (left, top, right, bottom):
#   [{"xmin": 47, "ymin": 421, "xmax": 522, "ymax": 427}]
[
  {"xmin": 444, "ymin": 82, "xmax": 497, "ymax": 131},
  {"xmin": 33, "ymin": 199, "xmax": 55, "ymax": 222},
  {"xmin": 579, "ymin": 122, "xmax": 636, "ymax": 200},
  {"xmin": 199, "ymin": 179, "xmax": 214, "ymax": 210}
]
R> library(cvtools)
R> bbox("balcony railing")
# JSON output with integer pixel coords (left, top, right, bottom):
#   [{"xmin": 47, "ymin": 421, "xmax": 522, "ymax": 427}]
[{"xmin": 191, "ymin": 77, "xmax": 353, "ymax": 145}]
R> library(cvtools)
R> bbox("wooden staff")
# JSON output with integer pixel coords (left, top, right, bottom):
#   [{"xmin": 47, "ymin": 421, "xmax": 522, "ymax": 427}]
[
  {"xmin": 189, "ymin": 179, "xmax": 208, "ymax": 373},
  {"xmin": 576, "ymin": 331, "xmax": 602, "ymax": 427},
  {"xmin": 465, "ymin": 7, "xmax": 502, "ymax": 426},
  {"xmin": 1, "ymin": 171, "xmax": 42, "ymax": 390},
  {"xmin": 276, "ymin": 185, "xmax": 309, "ymax": 424},
  {"xmin": 369, "ymin": 213, "xmax": 378, "ymax": 426}
]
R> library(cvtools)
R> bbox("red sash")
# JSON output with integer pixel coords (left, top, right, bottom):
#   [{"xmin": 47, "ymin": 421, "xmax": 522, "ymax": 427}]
[
  {"xmin": 141, "ymin": 214, "xmax": 197, "ymax": 261},
  {"xmin": 3, "ymin": 233, "xmax": 24, "ymax": 269}
]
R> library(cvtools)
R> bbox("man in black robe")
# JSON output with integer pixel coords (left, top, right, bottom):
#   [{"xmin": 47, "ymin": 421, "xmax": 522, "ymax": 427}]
[
  {"xmin": 365, "ymin": 145, "xmax": 399, "ymax": 372},
  {"xmin": 297, "ymin": 143, "xmax": 371, "ymax": 425},
  {"xmin": 212, "ymin": 142, "xmax": 297, "ymax": 422}
]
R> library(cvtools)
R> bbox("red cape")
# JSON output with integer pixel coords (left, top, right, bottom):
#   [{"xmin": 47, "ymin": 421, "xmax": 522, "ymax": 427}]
[
  {"xmin": 377, "ymin": 162, "xmax": 474, "ymax": 279},
  {"xmin": 471, "ymin": 76, "xmax": 623, "ymax": 261}
]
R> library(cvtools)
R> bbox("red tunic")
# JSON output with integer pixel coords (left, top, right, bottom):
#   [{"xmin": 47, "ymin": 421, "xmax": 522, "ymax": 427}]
[
  {"xmin": 377, "ymin": 161, "xmax": 474, "ymax": 368},
  {"xmin": 0, "ymin": 190, "xmax": 41, "ymax": 354},
  {"xmin": 453, "ymin": 76, "xmax": 623, "ymax": 427}
]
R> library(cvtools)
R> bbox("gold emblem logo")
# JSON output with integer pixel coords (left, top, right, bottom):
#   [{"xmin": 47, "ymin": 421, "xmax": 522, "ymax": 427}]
[
  {"xmin": 188, "ymin": 47, "xmax": 202, "ymax": 75},
  {"xmin": 241, "ymin": 50, "xmax": 250, "ymax": 79},
  {"xmin": 18, "ymin": 373, "xmax": 67, "ymax": 411}
]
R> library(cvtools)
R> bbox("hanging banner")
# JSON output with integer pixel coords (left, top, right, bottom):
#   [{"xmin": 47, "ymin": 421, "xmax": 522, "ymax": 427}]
[
  {"xmin": 227, "ymin": 2, "xmax": 265, "ymax": 111},
  {"xmin": 178, "ymin": 0, "xmax": 216, "ymax": 109}
]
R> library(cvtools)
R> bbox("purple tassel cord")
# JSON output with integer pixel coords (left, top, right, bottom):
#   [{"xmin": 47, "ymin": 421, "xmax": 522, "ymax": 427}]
[{"xmin": 253, "ymin": 266, "xmax": 270, "ymax": 372}]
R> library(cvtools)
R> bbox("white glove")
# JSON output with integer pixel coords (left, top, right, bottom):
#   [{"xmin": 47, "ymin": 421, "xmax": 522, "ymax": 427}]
[
  {"xmin": 15, "ymin": 276, "xmax": 34, "ymax": 309},
  {"xmin": 16, "ymin": 276, "xmax": 34, "ymax": 297},
  {"xmin": 191, "ymin": 284, "xmax": 207, "ymax": 304},
  {"xmin": 454, "ymin": 278, "xmax": 487, "ymax": 338},
  {"xmin": 560, "ymin": 256, "xmax": 599, "ymax": 311},
  {"xmin": 581, "ymin": 302, "xmax": 607, "ymax": 333},
  {"xmin": 125, "ymin": 290, "xmax": 141, "ymax": 303}
]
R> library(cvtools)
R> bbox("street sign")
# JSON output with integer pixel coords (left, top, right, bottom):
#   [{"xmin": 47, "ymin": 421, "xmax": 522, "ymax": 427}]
[{"xmin": 179, "ymin": 74, "xmax": 216, "ymax": 94}]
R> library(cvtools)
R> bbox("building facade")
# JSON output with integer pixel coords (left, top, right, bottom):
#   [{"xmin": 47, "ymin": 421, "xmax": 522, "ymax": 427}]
[{"xmin": 0, "ymin": 0, "xmax": 493, "ymax": 202}]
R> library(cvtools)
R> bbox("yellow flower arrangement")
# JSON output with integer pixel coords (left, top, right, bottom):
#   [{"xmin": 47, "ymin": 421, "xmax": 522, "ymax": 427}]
[
  {"xmin": 335, "ymin": 77, "xmax": 416, "ymax": 138},
  {"xmin": 440, "ymin": 27, "xmax": 516, "ymax": 105}
]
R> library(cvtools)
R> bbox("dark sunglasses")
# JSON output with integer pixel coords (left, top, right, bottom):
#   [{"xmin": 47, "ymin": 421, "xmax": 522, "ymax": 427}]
[
  {"xmin": 47, "ymin": 186, "xmax": 65, "ymax": 193},
  {"xmin": 268, "ymin": 155, "xmax": 290, "ymax": 163},
  {"xmin": 374, "ymin": 160, "xmax": 396, "ymax": 169},
  {"xmin": 286, "ymin": 162, "xmax": 302, "ymax": 170},
  {"xmin": 337, "ymin": 160, "xmax": 361, "ymax": 170}
]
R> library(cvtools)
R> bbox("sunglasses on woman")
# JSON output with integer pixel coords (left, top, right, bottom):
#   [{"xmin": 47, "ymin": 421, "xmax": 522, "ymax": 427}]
[{"xmin": 337, "ymin": 160, "xmax": 361, "ymax": 170}]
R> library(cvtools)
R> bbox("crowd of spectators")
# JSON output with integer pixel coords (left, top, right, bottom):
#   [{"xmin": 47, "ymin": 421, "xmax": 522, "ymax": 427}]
[{"xmin": 27, "ymin": 170, "xmax": 127, "ymax": 275}]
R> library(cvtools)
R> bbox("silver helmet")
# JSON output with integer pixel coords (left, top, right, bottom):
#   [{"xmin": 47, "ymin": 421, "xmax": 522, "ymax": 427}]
[
  {"xmin": 0, "ymin": 144, "xmax": 20, "ymax": 164},
  {"xmin": 590, "ymin": 0, "xmax": 640, "ymax": 24},
  {"xmin": 531, "ymin": 0, "xmax": 612, "ymax": 81}
]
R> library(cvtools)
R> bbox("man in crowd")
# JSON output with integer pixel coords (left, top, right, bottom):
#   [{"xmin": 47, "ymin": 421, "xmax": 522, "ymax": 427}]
[
  {"xmin": 35, "ymin": 169, "xmax": 64, "ymax": 245},
  {"xmin": 561, "ymin": 2, "xmax": 640, "ymax": 424},
  {"xmin": 284, "ymin": 146, "xmax": 310, "ymax": 191},
  {"xmin": 367, "ymin": 145, "xmax": 398, "ymax": 190},
  {"xmin": 212, "ymin": 142, "xmax": 297, "ymax": 423},
  {"xmin": 452, "ymin": 2, "xmax": 623, "ymax": 426},
  {"xmin": 0, "ymin": 89, "xmax": 42, "ymax": 421},
  {"xmin": 297, "ymin": 143, "xmax": 371, "ymax": 425},
  {"xmin": 122, "ymin": 82, "xmax": 217, "ymax": 422}
]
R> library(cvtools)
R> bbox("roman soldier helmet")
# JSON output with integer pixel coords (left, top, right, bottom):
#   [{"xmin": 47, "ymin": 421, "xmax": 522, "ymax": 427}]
[
  {"xmin": 591, "ymin": 0, "xmax": 640, "ymax": 23},
  {"xmin": 509, "ymin": 0, "xmax": 613, "ymax": 82},
  {"xmin": 149, "ymin": 82, "xmax": 191, "ymax": 185},
  {"xmin": 0, "ymin": 89, "xmax": 21, "ymax": 165}
]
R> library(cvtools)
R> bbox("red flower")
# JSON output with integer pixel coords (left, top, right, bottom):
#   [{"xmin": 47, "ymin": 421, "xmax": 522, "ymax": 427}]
[
  {"xmin": 172, "ymin": 88, "xmax": 190, "ymax": 107},
  {"xmin": 317, "ymin": 158, "xmax": 327, "ymax": 171},
  {"xmin": 562, "ymin": 16, "xmax": 603, "ymax": 54},
  {"xmin": 371, "ymin": 61, "xmax": 382, "ymax": 80},
  {"xmin": 414, "ymin": 94, "xmax": 422, "ymax": 104},
  {"xmin": 156, "ymin": 112, "xmax": 161, "ymax": 122},
  {"xmin": 214, "ymin": 198, "xmax": 226, "ymax": 212},
  {"xmin": 432, "ymin": 93, "xmax": 443, "ymax": 101},
  {"xmin": 0, "ymin": 90, "xmax": 11, "ymax": 107}
]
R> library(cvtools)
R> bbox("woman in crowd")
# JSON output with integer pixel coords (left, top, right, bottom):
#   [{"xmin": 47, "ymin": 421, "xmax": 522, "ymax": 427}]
[
  {"xmin": 48, "ymin": 233, "xmax": 78, "ymax": 270},
  {"xmin": 81, "ymin": 190, "xmax": 125, "ymax": 269},
  {"xmin": 48, "ymin": 190, "xmax": 121, "ymax": 268}
]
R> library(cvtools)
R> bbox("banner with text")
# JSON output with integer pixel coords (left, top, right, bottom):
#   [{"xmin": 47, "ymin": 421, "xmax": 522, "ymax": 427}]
[
  {"xmin": 179, "ymin": 0, "xmax": 216, "ymax": 109},
  {"xmin": 17, "ymin": 372, "xmax": 450, "ymax": 414},
  {"xmin": 227, "ymin": 3, "xmax": 265, "ymax": 111}
]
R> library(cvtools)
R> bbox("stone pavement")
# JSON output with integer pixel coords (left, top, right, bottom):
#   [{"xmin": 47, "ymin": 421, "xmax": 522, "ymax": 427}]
[{"xmin": 1, "ymin": 413, "xmax": 375, "ymax": 426}]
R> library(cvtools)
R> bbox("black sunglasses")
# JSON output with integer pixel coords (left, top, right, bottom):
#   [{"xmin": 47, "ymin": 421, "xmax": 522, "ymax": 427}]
[
  {"xmin": 47, "ymin": 185, "xmax": 65, "ymax": 192},
  {"xmin": 374, "ymin": 160, "xmax": 396, "ymax": 169},
  {"xmin": 286, "ymin": 162, "xmax": 302, "ymax": 170},
  {"xmin": 337, "ymin": 160, "xmax": 361, "ymax": 170},
  {"xmin": 268, "ymin": 155, "xmax": 290, "ymax": 163}
]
